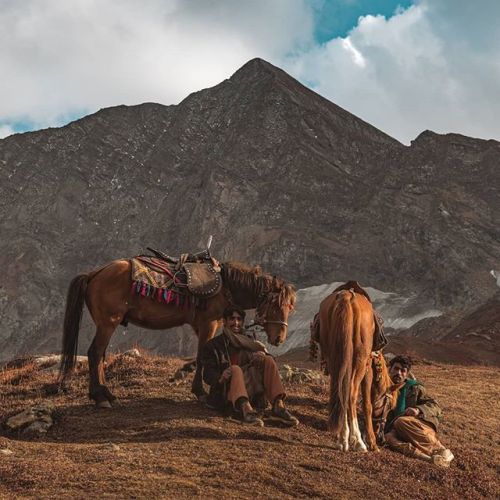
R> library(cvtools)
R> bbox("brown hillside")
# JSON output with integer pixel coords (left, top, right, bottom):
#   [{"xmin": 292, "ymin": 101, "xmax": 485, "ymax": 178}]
[{"xmin": 1, "ymin": 353, "xmax": 499, "ymax": 499}]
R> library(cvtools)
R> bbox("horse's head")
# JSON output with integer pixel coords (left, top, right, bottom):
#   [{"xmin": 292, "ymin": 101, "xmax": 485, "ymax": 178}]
[
  {"xmin": 254, "ymin": 284, "xmax": 296, "ymax": 346},
  {"xmin": 219, "ymin": 262, "xmax": 296, "ymax": 346}
]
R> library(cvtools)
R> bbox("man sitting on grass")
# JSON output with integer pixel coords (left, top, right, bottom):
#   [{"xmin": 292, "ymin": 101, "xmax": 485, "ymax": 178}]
[
  {"xmin": 201, "ymin": 305, "xmax": 298, "ymax": 427},
  {"xmin": 385, "ymin": 355, "xmax": 454, "ymax": 467}
]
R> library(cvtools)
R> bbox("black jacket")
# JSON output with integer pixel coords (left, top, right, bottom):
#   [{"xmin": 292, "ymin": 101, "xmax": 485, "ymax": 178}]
[{"xmin": 200, "ymin": 333, "xmax": 235, "ymax": 410}]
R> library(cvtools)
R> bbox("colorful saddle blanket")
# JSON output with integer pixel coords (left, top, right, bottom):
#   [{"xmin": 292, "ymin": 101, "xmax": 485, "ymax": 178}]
[{"xmin": 130, "ymin": 255, "xmax": 222, "ymax": 308}]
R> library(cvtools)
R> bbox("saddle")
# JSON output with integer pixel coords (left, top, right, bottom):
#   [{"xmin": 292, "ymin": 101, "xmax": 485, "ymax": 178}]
[
  {"xmin": 183, "ymin": 262, "xmax": 222, "ymax": 297},
  {"xmin": 146, "ymin": 246, "xmax": 211, "ymax": 267},
  {"xmin": 332, "ymin": 280, "xmax": 372, "ymax": 302},
  {"xmin": 131, "ymin": 246, "xmax": 222, "ymax": 309}
]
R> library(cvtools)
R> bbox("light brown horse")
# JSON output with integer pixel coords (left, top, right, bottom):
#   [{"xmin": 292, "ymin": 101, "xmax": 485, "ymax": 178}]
[
  {"xmin": 317, "ymin": 287, "xmax": 375, "ymax": 451},
  {"xmin": 60, "ymin": 260, "xmax": 296, "ymax": 407}
]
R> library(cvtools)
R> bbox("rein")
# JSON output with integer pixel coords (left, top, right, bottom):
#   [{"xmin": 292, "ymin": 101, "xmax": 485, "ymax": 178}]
[
  {"xmin": 246, "ymin": 319, "xmax": 289, "ymax": 329},
  {"xmin": 372, "ymin": 392, "xmax": 393, "ymax": 423}
]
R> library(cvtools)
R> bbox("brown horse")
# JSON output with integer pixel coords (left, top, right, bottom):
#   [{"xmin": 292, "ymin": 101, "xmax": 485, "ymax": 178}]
[
  {"xmin": 317, "ymin": 287, "xmax": 375, "ymax": 451},
  {"xmin": 60, "ymin": 260, "xmax": 296, "ymax": 407}
]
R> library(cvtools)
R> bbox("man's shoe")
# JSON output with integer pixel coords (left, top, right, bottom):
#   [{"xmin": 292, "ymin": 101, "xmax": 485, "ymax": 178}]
[
  {"xmin": 241, "ymin": 412, "xmax": 264, "ymax": 427},
  {"xmin": 432, "ymin": 448, "xmax": 454, "ymax": 467},
  {"xmin": 269, "ymin": 407, "xmax": 299, "ymax": 427}
]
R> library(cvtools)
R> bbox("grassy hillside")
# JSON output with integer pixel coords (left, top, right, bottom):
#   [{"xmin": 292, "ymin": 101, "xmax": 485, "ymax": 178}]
[{"xmin": 1, "ymin": 353, "xmax": 498, "ymax": 499}]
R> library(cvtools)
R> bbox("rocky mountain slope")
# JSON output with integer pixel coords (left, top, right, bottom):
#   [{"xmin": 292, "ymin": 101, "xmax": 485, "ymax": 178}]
[{"xmin": 0, "ymin": 58, "xmax": 499, "ymax": 360}]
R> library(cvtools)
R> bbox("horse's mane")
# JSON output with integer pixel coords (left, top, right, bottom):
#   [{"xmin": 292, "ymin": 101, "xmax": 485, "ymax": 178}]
[{"xmin": 220, "ymin": 262, "xmax": 296, "ymax": 307}]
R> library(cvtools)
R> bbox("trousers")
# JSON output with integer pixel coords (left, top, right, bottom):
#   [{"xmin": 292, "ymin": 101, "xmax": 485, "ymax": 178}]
[
  {"xmin": 385, "ymin": 416, "xmax": 445, "ymax": 460},
  {"xmin": 227, "ymin": 352, "xmax": 285, "ymax": 407}
]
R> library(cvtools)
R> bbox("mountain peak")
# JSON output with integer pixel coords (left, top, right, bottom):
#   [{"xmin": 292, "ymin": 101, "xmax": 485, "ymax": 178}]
[{"xmin": 229, "ymin": 57, "xmax": 295, "ymax": 86}]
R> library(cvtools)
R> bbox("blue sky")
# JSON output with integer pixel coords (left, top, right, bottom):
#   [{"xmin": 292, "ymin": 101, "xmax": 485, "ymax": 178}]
[
  {"xmin": 1, "ymin": 0, "xmax": 499, "ymax": 144},
  {"xmin": 312, "ymin": 0, "xmax": 414, "ymax": 42}
]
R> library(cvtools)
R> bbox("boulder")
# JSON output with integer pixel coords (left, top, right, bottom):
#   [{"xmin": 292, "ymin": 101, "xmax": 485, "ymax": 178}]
[
  {"xmin": 34, "ymin": 354, "xmax": 87, "ymax": 372},
  {"xmin": 5, "ymin": 402, "xmax": 55, "ymax": 433},
  {"xmin": 121, "ymin": 349, "xmax": 142, "ymax": 359},
  {"xmin": 279, "ymin": 365, "xmax": 324, "ymax": 384}
]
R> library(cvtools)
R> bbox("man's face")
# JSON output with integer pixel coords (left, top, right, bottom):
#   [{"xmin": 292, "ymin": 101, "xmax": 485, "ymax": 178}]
[
  {"xmin": 389, "ymin": 362, "xmax": 409, "ymax": 384},
  {"xmin": 223, "ymin": 312, "xmax": 244, "ymax": 334}
]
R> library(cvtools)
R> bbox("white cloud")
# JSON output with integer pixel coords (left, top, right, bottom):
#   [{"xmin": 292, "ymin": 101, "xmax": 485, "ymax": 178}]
[
  {"xmin": 341, "ymin": 37, "xmax": 366, "ymax": 68},
  {"xmin": 285, "ymin": 1, "xmax": 500, "ymax": 143},
  {"xmin": 1, "ymin": 0, "xmax": 499, "ymax": 144},
  {"xmin": 0, "ymin": 125, "xmax": 15, "ymax": 139},
  {"xmin": 0, "ymin": 0, "xmax": 314, "ymax": 128}
]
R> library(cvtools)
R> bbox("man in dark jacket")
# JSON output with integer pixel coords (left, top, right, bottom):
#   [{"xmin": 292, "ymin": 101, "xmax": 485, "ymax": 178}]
[
  {"xmin": 201, "ymin": 305, "xmax": 298, "ymax": 427},
  {"xmin": 385, "ymin": 355, "xmax": 454, "ymax": 467}
]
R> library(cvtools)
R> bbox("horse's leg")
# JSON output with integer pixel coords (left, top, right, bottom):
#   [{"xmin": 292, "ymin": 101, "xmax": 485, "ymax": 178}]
[
  {"xmin": 191, "ymin": 320, "xmax": 220, "ymax": 399},
  {"xmin": 348, "ymin": 365, "xmax": 368, "ymax": 452},
  {"xmin": 342, "ymin": 412, "xmax": 350, "ymax": 452},
  {"xmin": 328, "ymin": 372, "xmax": 349, "ymax": 451},
  {"xmin": 361, "ymin": 367, "xmax": 378, "ymax": 452},
  {"xmin": 88, "ymin": 322, "xmax": 118, "ymax": 407}
]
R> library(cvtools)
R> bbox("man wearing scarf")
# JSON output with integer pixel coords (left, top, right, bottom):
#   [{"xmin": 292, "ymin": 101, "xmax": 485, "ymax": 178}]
[
  {"xmin": 385, "ymin": 355, "xmax": 454, "ymax": 467},
  {"xmin": 201, "ymin": 306, "xmax": 298, "ymax": 427}
]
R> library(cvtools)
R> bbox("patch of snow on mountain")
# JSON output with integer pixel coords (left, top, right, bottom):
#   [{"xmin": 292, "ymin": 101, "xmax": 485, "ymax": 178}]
[{"xmin": 267, "ymin": 282, "xmax": 442, "ymax": 356}]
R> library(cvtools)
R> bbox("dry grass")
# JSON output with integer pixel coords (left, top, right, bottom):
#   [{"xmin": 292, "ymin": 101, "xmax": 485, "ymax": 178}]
[{"xmin": 1, "ymin": 354, "xmax": 499, "ymax": 499}]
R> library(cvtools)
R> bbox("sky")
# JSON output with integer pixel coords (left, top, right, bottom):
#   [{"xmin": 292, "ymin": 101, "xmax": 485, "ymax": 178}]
[{"xmin": 0, "ymin": 0, "xmax": 499, "ymax": 144}]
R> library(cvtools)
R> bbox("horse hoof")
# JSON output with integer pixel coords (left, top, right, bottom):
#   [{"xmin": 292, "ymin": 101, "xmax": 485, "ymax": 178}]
[
  {"xmin": 196, "ymin": 394, "xmax": 208, "ymax": 404},
  {"xmin": 351, "ymin": 442, "xmax": 368, "ymax": 453},
  {"xmin": 96, "ymin": 400, "xmax": 112, "ymax": 409}
]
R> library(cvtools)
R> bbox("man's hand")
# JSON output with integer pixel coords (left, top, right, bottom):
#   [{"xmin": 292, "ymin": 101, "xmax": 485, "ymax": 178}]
[
  {"xmin": 404, "ymin": 407, "xmax": 421, "ymax": 417},
  {"xmin": 219, "ymin": 367, "xmax": 232, "ymax": 383}
]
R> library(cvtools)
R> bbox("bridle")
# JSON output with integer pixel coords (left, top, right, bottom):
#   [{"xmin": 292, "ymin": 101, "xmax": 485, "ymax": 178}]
[
  {"xmin": 249, "ymin": 312, "xmax": 289, "ymax": 329},
  {"xmin": 253, "ymin": 294, "xmax": 290, "ymax": 328}
]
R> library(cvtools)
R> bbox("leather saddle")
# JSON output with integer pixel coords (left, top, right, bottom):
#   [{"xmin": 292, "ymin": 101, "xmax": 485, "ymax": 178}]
[
  {"xmin": 332, "ymin": 280, "xmax": 372, "ymax": 302},
  {"xmin": 146, "ymin": 246, "xmax": 211, "ymax": 266},
  {"xmin": 145, "ymin": 247, "xmax": 222, "ymax": 298},
  {"xmin": 183, "ymin": 262, "xmax": 222, "ymax": 298}
]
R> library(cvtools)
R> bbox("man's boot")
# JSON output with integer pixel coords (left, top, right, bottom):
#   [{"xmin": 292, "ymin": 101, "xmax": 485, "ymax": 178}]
[
  {"xmin": 269, "ymin": 397, "xmax": 299, "ymax": 427},
  {"xmin": 237, "ymin": 397, "xmax": 264, "ymax": 427},
  {"xmin": 431, "ymin": 448, "xmax": 454, "ymax": 467}
]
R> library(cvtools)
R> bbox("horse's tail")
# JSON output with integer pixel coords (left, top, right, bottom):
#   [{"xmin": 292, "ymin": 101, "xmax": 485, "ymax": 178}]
[
  {"xmin": 59, "ymin": 273, "xmax": 89, "ymax": 381},
  {"xmin": 309, "ymin": 336, "xmax": 318, "ymax": 362},
  {"xmin": 308, "ymin": 313, "xmax": 320, "ymax": 362},
  {"xmin": 328, "ymin": 291, "xmax": 354, "ymax": 433}
]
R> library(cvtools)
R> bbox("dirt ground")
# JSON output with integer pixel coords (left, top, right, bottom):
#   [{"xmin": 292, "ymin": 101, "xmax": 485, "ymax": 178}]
[{"xmin": 1, "ymin": 353, "xmax": 499, "ymax": 499}]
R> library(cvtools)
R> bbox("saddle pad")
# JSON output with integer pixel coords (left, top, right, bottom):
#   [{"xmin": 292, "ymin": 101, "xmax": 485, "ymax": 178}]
[
  {"xmin": 332, "ymin": 280, "xmax": 372, "ymax": 302},
  {"xmin": 131, "ymin": 256, "xmax": 176, "ymax": 289},
  {"xmin": 183, "ymin": 262, "xmax": 222, "ymax": 298}
]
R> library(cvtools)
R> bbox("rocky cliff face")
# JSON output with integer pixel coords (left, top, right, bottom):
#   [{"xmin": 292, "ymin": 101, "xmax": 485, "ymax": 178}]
[{"xmin": 1, "ymin": 58, "xmax": 499, "ymax": 361}]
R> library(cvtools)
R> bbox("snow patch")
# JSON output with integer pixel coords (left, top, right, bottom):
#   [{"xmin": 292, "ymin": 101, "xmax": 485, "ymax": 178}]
[
  {"xmin": 266, "ymin": 281, "xmax": 442, "ymax": 356},
  {"xmin": 490, "ymin": 270, "xmax": 500, "ymax": 287}
]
